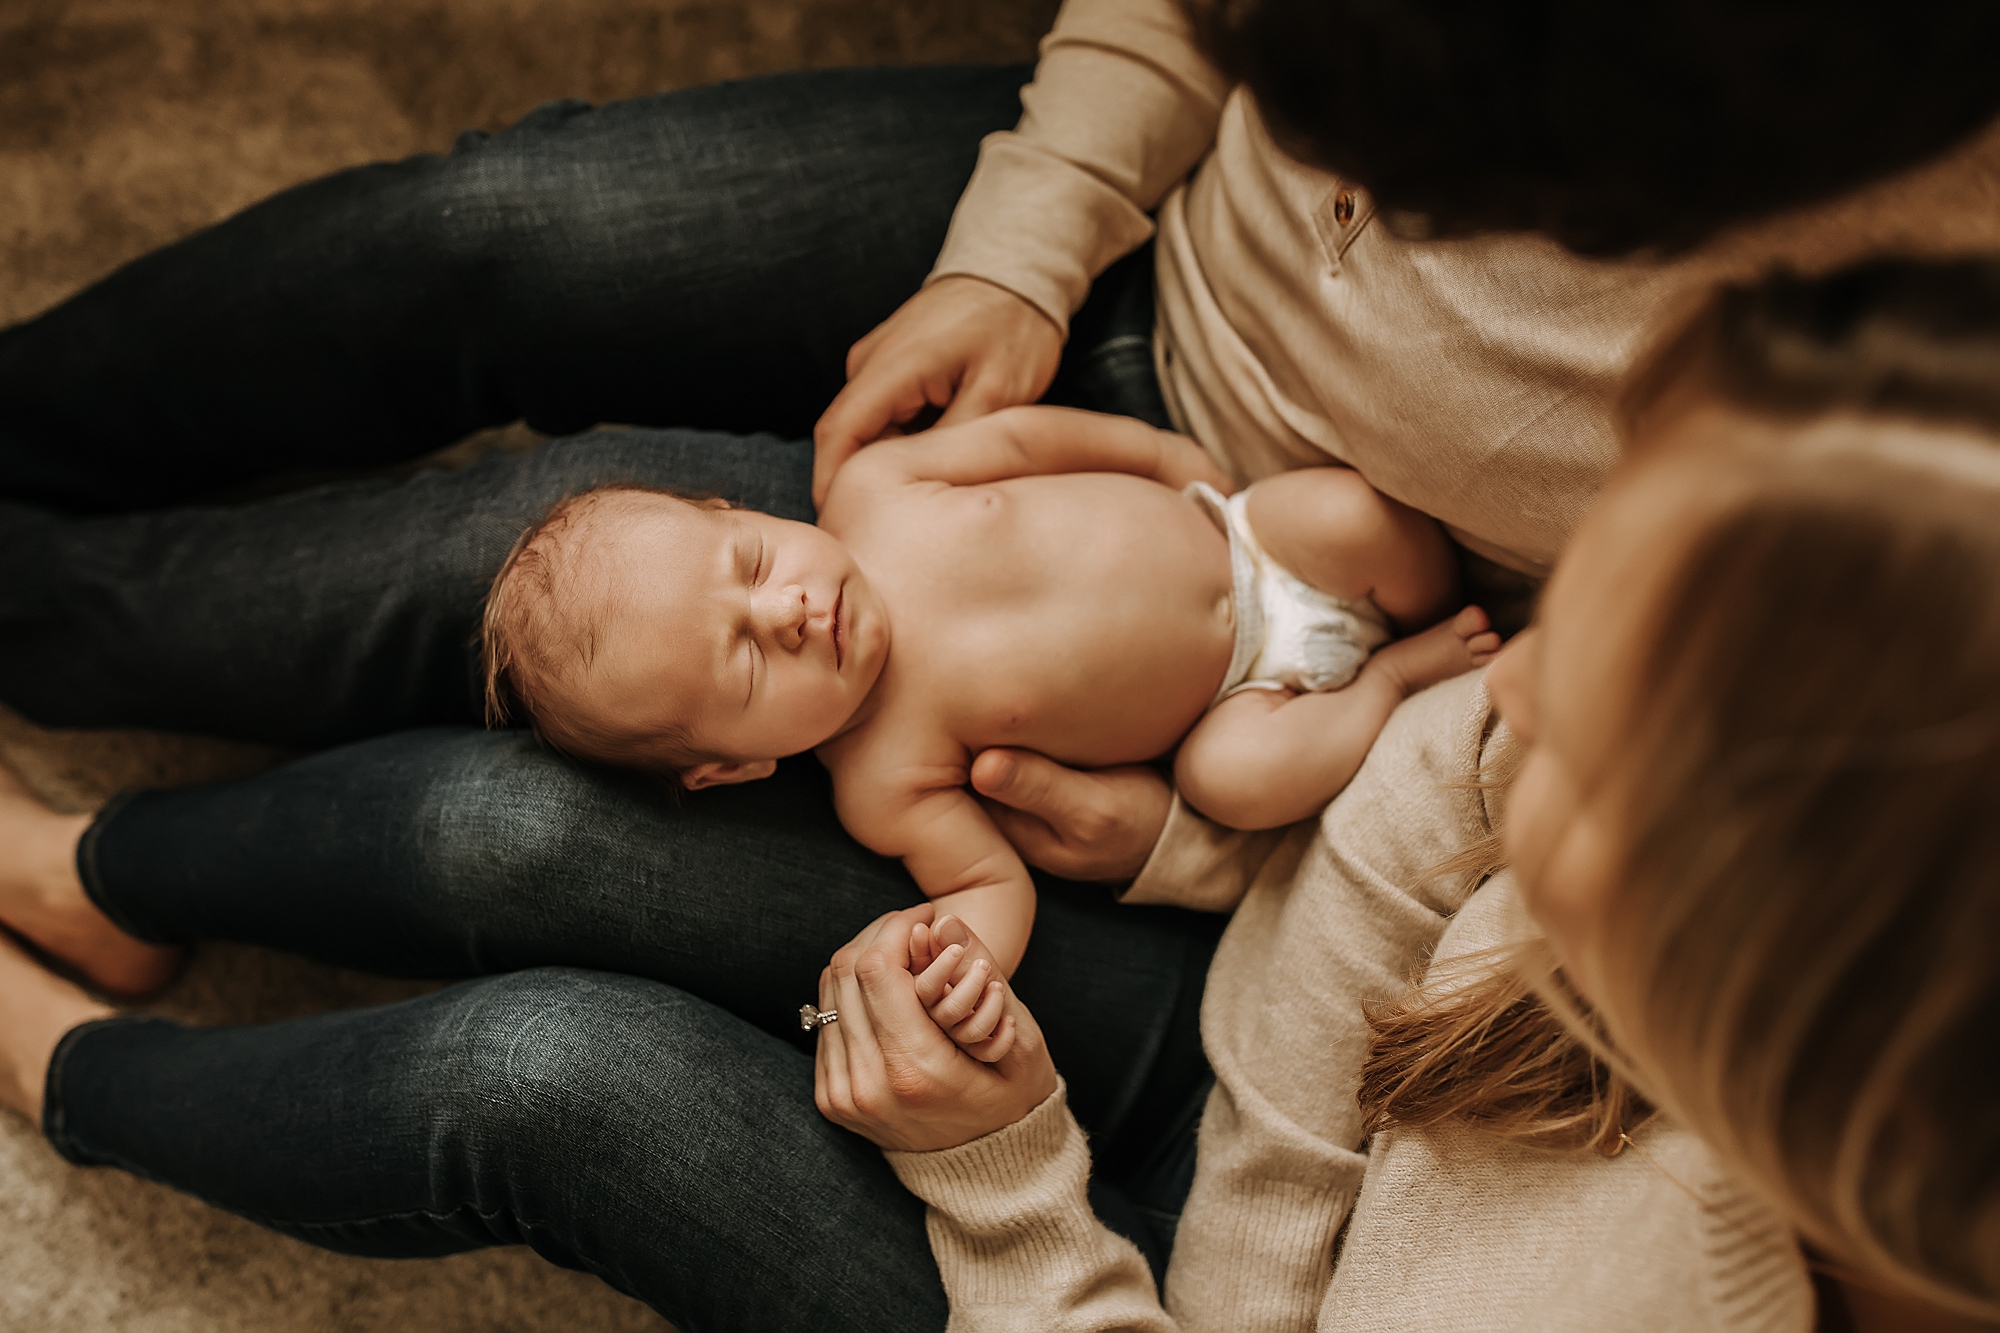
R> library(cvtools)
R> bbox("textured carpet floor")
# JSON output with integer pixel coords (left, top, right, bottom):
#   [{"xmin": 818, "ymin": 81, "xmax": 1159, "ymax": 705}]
[{"xmin": 0, "ymin": 1, "xmax": 1052, "ymax": 1327}]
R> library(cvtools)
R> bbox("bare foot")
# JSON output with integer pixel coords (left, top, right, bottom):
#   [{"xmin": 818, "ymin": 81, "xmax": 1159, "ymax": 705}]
[
  {"xmin": 0, "ymin": 762, "xmax": 182, "ymax": 998},
  {"xmin": 0, "ymin": 927, "xmax": 112, "ymax": 1121},
  {"xmin": 1371, "ymin": 605, "xmax": 1504, "ymax": 697}
]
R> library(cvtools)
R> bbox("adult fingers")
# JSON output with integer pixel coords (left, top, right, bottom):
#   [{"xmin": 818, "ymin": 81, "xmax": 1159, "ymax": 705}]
[
  {"xmin": 814, "ymin": 368, "xmax": 936, "ymax": 504},
  {"xmin": 814, "ymin": 965, "xmax": 856, "ymax": 1127},
  {"xmin": 933, "ymin": 355, "xmax": 1042, "ymax": 431},
  {"xmin": 970, "ymin": 749, "xmax": 1170, "ymax": 880}
]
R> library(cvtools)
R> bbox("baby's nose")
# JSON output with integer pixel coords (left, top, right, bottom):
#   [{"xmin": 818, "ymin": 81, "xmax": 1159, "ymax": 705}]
[{"xmin": 763, "ymin": 584, "xmax": 810, "ymax": 645}]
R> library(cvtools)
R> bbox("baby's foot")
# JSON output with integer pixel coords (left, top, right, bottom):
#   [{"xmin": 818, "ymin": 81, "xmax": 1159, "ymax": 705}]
[
  {"xmin": 911, "ymin": 922, "xmax": 1017, "ymax": 1064},
  {"xmin": 0, "ymin": 927, "xmax": 113, "ymax": 1121},
  {"xmin": 0, "ymin": 762, "xmax": 182, "ymax": 998},
  {"xmin": 1371, "ymin": 606, "xmax": 1503, "ymax": 698}
]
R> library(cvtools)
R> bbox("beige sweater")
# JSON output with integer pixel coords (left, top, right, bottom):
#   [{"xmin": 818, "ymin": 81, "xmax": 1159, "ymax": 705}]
[
  {"xmin": 932, "ymin": 0, "xmax": 2000, "ymax": 575},
  {"xmin": 936, "ymin": 0, "xmax": 2000, "ymax": 925},
  {"xmin": 888, "ymin": 674, "xmax": 1815, "ymax": 1332}
]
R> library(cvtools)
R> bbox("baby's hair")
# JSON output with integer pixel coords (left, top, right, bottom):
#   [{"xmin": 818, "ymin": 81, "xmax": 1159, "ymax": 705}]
[{"xmin": 479, "ymin": 483, "xmax": 727, "ymax": 776}]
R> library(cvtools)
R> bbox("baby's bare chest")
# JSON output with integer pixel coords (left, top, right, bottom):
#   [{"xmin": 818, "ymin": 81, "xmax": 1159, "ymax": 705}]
[{"xmin": 852, "ymin": 475, "xmax": 1237, "ymax": 767}]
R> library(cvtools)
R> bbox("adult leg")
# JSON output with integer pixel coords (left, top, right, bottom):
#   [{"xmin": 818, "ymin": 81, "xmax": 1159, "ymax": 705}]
[
  {"xmin": 0, "ymin": 261, "xmax": 1173, "ymax": 750},
  {"xmin": 32, "ymin": 963, "xmax": 952, "ymax": 1333},
  {"xmin": 0, "ymin": 65, "xmax": 1032, "ymax": 511},
  {"xmin": 0, "ymin": 732, "xmax": 1219, "ymax": 1157},
  {"xmin": 0, "ymin": 428, "xmax": 814, "ymax": 746}
]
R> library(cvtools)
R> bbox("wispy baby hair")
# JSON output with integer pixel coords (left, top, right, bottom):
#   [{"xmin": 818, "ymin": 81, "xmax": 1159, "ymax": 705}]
[{"xmin": 480, "ymin": 482, "xmax": 723, "ymax": 771}]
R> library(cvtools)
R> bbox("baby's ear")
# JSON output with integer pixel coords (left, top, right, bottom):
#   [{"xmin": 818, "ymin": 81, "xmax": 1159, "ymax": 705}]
[{"xmin": 682, "ymin": 758, "xmax": 778, "ymax": 789}]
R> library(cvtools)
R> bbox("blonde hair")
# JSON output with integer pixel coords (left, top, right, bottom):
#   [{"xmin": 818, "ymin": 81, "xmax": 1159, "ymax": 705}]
[
  {"xmin": 480, "ymin": 484, "xmax": 725, "ymax": 774},
  {"xmin": 1360, "ymin": 258, "xmax": 2000, "ymax": 1316}
]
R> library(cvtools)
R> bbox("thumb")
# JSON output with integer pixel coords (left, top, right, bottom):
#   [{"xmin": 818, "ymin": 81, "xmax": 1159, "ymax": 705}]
[{"xmin": 970, "ymin": 748, "xmax": 1084, "ymax": 822}]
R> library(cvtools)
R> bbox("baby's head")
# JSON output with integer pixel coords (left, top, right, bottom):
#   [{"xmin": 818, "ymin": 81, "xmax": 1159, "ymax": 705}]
[{"xmin": 482, "ymin": 485, "xmax": 889, "ymax": 787}]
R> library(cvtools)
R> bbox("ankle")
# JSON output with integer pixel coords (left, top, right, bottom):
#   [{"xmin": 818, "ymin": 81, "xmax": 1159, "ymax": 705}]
[{"xmin": 0, "ymin": 936, "xmax": 112, "ymax": 1123}]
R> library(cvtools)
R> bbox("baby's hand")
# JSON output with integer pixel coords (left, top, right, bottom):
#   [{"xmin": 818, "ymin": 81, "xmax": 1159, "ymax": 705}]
[{"xmin": 910, "ymin": 915, "xmax": 1017, "ymax": 1064}]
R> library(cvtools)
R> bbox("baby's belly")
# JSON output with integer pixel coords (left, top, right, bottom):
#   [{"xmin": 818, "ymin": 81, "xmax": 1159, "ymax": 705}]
[{"xmin": 952, "ymin": 477, "xmax": 1235, "ymax": 765}]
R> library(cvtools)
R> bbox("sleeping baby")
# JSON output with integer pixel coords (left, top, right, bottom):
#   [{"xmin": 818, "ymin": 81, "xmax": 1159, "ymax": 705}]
[{"xmin": 479, "ymin": 407, "xmax": 1498, "ymax": 991}]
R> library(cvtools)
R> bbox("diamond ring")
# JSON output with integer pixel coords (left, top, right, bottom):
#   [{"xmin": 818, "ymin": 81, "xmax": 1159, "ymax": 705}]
[{"xmin": 799, "ymin": 1003, "xmax": 839, "ymax": 1032}]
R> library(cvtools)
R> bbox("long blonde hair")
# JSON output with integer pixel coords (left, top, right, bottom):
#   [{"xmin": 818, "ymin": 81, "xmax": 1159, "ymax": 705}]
[{"xmin": 1359, "ymin": 258, "xmax": 2000, "ymax": 1316}]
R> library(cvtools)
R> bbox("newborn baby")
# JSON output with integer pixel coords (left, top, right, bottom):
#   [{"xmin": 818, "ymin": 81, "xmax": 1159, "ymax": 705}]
[{"xmin": 481, "ymin": 407, "xmax": 1497, "ymax": 981}]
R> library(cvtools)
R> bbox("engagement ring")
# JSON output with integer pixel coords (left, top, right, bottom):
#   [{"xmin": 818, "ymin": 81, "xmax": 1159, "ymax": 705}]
[{"xmin": 799, "ymin": 1003, "xmax": 839, "ymax": 1032}]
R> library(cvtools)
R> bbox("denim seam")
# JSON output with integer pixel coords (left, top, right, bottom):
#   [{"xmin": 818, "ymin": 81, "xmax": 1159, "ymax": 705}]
[
  {"xmin": 73, "ymin": 790, "xmax": 179, "ymax": 945},
  {"xmin": 274, "ymin": 1206, "xmax": 645, "ymax": 1302},
  {"xmin": 38, "ymin": 1014, "xmax": 136, "ymax": 1151}
]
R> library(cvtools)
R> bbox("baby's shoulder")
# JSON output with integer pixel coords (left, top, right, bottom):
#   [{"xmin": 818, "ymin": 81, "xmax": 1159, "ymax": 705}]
[{"xmin": 822, "ymin": 716, "xmax": 967, "ymax": 833}]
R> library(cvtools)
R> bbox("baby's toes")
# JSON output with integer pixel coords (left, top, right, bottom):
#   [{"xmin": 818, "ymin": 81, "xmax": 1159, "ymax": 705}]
[{"xmin": 1467, "ymin": 630, "xmax": 1505, "ymax": 663}]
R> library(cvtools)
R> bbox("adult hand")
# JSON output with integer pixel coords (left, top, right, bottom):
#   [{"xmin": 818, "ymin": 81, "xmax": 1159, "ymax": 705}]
[
  {"xmin": 815, "ymin": 906, "xmax": 1059, "ymax": 1153},
  {"xmin": 969, "ymin": 750, "xmax": 1173, "ymax": 883},
  {"xmin": 813, "ymin": 277, "xmax": 1063, "ymax": 506}
]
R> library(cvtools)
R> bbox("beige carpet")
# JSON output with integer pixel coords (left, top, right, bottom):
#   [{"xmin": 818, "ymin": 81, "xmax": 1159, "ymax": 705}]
[{"xmin": 0, "ymin": 0, "xmax": 1053, "ymax": 1327}]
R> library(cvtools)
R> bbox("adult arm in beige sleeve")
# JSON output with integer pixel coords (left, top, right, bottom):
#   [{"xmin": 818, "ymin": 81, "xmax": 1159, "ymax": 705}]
[
  {"xmin": 884, "ymin": 675, "xmax": 1503, "ymax": 1333},
  {"xmin": 1161, "ymin": 673, "xmax": 1503, "ymax": 1332},
  {"xmin": 931, "ymin": 0, "xmax": 1234, "ymax": 333},
  {"xmin": 1119, "ymin": 793, "xmax": 1314, "ymax": 914},
  {"xmin": 889, "ymin": 1083, "xmax": 1177, "ymax": 1333}
]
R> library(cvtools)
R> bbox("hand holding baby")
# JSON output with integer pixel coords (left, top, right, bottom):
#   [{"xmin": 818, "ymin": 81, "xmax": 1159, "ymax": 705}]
[{"xmin": 814, "ymin": 904, "xmax": 1058, "ymax": 1153}]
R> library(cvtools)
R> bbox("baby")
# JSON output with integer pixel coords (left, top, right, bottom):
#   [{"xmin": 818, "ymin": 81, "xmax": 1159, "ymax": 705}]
[{"xmin": 481, "ymin": 407, "xmax": 1498, "ymax": 983}]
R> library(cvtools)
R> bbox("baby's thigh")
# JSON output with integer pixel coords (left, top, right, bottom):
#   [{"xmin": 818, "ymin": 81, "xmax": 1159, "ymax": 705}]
[{"xmin": 1247, "ymin": 467, "xmax": 1457, "ymax": 608}]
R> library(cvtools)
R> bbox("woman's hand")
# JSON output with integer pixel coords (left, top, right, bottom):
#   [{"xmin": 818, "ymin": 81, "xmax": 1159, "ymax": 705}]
[
  {"xmin": 815, "ymin": 905, "xmax": 1059, "ymax": 1153},
  {"xmin": 969, "ymin": 750, "xmax": 1173, "ymax": 882},
  {"xmin": 812, "ymin": 277, "xmax": 1064, "ymax": 506}
]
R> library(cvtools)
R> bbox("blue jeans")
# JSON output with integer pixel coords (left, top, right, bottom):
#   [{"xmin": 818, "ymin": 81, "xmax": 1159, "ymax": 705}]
[{"xmin": 5, "ymin": 66, "xmax": 1202, "ymax": 1333}]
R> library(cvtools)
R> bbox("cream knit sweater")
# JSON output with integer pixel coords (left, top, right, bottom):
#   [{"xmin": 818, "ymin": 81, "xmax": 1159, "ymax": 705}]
[
  {"xmin": 936, "ymin": 0, "xmax": 2000, "ymax": 928},
  {"xmin": 882, "ymin": 6, "xmax": 1999, "ymax": 1324},
  {"xmin": 887, "ymin": 674, "xmax": 1816, "ymax": 1332}
]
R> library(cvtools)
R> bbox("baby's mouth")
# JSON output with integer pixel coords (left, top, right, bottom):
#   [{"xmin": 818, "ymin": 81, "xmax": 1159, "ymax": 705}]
[{"xmin": 832, "ymin": 586, "xmax": 846, "ymax": 671}]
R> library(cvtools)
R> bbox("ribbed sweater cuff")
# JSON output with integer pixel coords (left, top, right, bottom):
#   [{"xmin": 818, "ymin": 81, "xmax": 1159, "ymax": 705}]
[
  {"xmin": 885, "ymin": 1080, "xmax": 1079, "ymax": 1223},
  {"xmin": 887, "ymin": 1081, "xmax": 1163, "ymax": 1316}
]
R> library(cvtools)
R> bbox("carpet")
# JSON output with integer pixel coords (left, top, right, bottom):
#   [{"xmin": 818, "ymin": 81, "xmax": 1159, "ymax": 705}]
[{"xmin": 0, "ymin": 0, "xmax": 1053, "ymax": 1327}]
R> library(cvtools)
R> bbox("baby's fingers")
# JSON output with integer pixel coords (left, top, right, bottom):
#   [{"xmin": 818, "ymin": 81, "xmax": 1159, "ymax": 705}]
[
  {"xmin": 960, "ymin": 1015, "xmax": 1017, "ymax": 1065},
  {"xmin": 948, "ymin": 980, "xmax": 1007, "ymax": 1048},
  {"xmin": 926, "ymin": 957, "xmax": 992, "ymax": 1028},
  {"xmin": 912, "ymin": 943, "xmax": 965, "ymax": 1008}
]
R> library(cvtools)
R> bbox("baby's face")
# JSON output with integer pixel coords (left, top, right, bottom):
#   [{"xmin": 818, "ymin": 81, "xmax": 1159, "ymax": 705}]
[{"xmin": 569, "ymin": 495, "xmax": 889, "ymax": 776}]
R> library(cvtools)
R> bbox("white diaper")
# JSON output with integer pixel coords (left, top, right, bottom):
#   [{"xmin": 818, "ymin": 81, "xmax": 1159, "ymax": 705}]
[{"xmin": 1187, "ymin": 481, "xmax": 1392, "ymax": 704}]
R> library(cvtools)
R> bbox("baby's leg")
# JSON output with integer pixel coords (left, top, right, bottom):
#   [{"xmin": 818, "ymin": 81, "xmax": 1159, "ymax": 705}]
[
  {"xmin": 1243, "ymin": 467, "xmax": 1460, "ymax": 629},
  {"xmin": 1176, "ymin": 607, "xmax": 1501, "ymax": 830}
]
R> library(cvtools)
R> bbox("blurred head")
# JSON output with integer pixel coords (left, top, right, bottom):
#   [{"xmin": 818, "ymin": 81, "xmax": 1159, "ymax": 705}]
[
  {"xmin": 1369, "ymin": 258, "xmax": 2000, "ymax": 1317},
  {"xmin": 481, "ymin": 486, "xmax": 890, "ymax": 787},
  {"xmin": 1185, "ymin": 0, "xmax": 2000, "ymax": 255}
]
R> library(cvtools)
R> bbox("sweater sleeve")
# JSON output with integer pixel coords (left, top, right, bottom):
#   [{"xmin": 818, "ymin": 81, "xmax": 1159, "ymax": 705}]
[
  {"xmin": 888, "ymin": 675, "xmax": 1501, "ymax": 1333},
  {"xmin": 1120, "ymin": 794, "xmax": 1315, "ymax": 913},
  {"xmin": 1162, "ymin": 674, "xmax": 1501, "ymax": 1332},
  {"xmin": 928, "ymin": 0, "xmax": 1233, "ymax": 334},
  {"xmin": 887, "ymin": 1081, "xmax": 1176, "ymax": 1333}
]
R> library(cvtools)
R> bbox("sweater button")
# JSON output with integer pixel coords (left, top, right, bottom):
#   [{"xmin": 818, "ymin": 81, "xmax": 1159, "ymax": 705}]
[{"xmin": 1333, "ymin": 189, "xmax": 1357, "ymax": 225}]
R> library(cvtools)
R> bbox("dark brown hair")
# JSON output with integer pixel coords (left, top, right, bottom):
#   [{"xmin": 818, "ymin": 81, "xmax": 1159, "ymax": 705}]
[{"xmin": 1184, "ymin": 0, "xmax": 2000, "ymax": 256}]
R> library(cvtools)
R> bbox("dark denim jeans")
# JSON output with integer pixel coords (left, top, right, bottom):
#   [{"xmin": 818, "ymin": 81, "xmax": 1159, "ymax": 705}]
[{"xmin": 3, "ymin": 65, "xmax": 1201, "ymax": 1333}]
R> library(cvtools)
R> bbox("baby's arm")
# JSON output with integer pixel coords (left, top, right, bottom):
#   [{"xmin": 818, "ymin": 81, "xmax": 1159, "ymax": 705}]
[
  {"xmin": 836, "ymin": 772, "xmax": 1038, "ymax": 983},
  {"xmin": 1176, "ymin": 607, "xmax": 1500, "ymax": 829},
  {"xmin": 851, "ymin": 403, "xmax": 1229, "ymax": 494}
]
